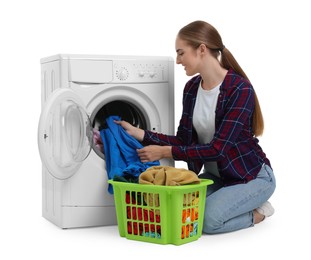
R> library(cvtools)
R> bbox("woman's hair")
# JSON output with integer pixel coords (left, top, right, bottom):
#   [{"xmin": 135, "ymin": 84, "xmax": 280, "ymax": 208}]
[{"xmin": 178, "ymin": 20, "xmax": 264, "ymax": 136}]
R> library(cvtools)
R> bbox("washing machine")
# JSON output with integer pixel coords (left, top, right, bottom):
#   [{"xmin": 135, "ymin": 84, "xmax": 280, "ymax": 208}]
[{"xmin": 38, "ymin": 54, "xmax": 175, "ymax": 228}]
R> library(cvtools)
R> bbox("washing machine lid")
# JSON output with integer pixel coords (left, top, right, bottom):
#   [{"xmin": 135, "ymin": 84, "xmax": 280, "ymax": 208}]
[{"xmin": 38, "ymin": 88, "xmax": 93, "ymax": 179}]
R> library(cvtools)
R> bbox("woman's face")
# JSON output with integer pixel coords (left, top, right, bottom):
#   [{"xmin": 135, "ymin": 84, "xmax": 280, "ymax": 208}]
[{"xmin": 175, "ymin": 37, "xmax": 200, "ymax": 76}]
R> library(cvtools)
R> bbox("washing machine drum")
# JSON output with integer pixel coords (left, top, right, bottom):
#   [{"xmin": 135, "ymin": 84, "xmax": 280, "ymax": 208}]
[{"xmin": 93, "ymin": 101, "xmax": 147, "ymax": 131}]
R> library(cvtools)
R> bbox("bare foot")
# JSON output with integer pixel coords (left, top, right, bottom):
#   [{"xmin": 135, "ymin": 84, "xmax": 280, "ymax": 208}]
[{"xmin": 253, "ymin": 209, "xmax": 265, "ymax": 224}]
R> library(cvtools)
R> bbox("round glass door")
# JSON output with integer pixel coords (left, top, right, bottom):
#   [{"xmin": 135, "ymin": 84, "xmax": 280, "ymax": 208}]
[{"xmin": 38, "ymin": 88, "xmax": 93, "ymax": 179}]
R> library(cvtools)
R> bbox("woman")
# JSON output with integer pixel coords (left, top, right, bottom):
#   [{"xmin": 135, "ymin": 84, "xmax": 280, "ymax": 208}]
[{"xmin": 115, "ymin": 20, "xmax": 276, "ymax": 234}]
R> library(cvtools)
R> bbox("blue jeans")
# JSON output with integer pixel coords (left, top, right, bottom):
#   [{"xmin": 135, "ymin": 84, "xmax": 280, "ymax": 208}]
[{"xmin": 199, "ymin": 164, "xmax": 276, "ymax": 234}]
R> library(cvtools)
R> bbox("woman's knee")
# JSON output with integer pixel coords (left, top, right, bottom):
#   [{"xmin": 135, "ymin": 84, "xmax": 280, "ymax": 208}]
[{"xmin": 202, "ymin": 209, "xmax": 223, "ymax": 234}]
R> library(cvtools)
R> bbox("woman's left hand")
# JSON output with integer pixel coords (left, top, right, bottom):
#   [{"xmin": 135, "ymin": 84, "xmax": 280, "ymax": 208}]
[{"xmin": 137, "ymin": 145, "xmax": 172, "ymax": 163}]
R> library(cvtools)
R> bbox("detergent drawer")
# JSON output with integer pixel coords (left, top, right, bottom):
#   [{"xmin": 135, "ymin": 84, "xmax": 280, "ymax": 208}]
[{"xmin": 69, "ymin": 59, "xmax": 113, "ymax": 83}]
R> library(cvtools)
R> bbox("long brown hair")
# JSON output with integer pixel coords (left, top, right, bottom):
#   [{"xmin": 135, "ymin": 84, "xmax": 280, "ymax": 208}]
[{"xmin": 178, "ymin": 20, "xmax": 264, "ymax": 136}]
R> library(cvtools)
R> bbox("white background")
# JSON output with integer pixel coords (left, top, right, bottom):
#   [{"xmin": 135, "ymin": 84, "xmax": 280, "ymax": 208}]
[{"xmin": 1, "ymin": 0, "xmax": 310, "ymax": 259}]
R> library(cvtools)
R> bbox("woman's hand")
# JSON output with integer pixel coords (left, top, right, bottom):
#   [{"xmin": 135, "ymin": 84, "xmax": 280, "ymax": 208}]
[
  {"xmin": 137, "ymin": 145, "xmax": 172, "ymax": 163},
  {"xmin": 114, "ymin": 120, "xmax": 144, "ymax": 142}
]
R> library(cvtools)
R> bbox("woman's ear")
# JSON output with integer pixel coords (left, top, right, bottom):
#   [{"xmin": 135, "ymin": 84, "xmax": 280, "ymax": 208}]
[{"xmin": 199, "ymin": 43, "xmax": 207, "ymax": 54}]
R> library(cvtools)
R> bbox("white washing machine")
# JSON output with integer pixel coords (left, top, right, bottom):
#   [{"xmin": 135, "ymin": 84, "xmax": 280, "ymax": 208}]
[{"xmin": 38, "ymin": 54, "xmax": 174, "ymax": 228}]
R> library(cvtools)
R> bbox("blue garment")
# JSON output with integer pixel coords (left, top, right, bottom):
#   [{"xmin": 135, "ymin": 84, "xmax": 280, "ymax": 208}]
[{"xmin": 100, "ymin": 115, "xmax": 160, "ymax": 194}]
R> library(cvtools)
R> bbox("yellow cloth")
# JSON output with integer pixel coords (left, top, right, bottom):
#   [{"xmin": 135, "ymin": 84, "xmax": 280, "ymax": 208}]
[
  {"xmin": 139, "ymin": 166, "xmax": 201, "ymax": 208},
  {"xmin": 139, "ymin": 166, "xmax": 201, "ymax": 186}
]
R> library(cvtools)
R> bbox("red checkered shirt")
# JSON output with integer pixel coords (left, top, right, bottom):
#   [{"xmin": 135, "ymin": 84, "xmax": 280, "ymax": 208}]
[{"xmin": 142, "ymin": 69, "xmax": 271, "ymax": 185}]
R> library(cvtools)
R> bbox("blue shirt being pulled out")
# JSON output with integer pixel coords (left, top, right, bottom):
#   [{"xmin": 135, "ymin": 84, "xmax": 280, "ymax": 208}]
[{"xmin": 100, "ymin": 115, "xmax": 160, "ymax": 194}]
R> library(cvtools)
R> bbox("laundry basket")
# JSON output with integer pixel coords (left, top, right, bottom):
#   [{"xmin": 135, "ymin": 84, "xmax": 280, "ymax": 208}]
[{"xmin": 108, "ymin": 179, "xmax": 213, "ymax": 245}]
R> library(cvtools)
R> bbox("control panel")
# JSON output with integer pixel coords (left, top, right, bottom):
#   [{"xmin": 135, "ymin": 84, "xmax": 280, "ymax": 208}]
[{"xmin": 113, "ymin": 60, "xmax": 169, "ymax": 83}]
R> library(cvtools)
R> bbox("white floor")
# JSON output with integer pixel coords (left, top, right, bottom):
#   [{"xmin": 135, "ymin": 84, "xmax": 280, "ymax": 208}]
[{"xmin": 2, "ymin": 194, "xmax": 307, "ymax": 260}]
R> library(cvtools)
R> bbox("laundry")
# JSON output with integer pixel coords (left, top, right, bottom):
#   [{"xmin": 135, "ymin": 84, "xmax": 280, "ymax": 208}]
[
  {"xmin": 125, "ymin": 192, "xmax": 161, "ymax": 238},
  {"xmin": 138, "ymin": 166, "xmax": 201, "ymax": 239},
  {"xmin": 122, "ymin": 169, "xmax": 203, "ymax": 240},
  {"xmin": 181, "ymin": 199, "xmax": 200, "ymax": 239},
  {"xmin": 139, "ymin": 166, "xmax": 201, "ymax": 186},
  {"xmin": 139, "ymin": 166, "xmax": 201, "ymax": 206},
  {"xmin": 100, "ymin": 115, "xmax": 160, "ymax": 194},
  {"xmin": 93, "ymin": 128, "xmax": 103, "ymax": 151}
]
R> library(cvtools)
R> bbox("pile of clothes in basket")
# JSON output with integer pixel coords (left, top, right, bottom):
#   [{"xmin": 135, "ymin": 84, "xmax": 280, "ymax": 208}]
[{"xmin": 95, "ymin": 115, "xmax": 203, "ymax": 239}]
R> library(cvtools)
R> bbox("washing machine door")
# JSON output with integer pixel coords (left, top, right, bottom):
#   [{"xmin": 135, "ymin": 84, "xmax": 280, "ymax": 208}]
[{"xmin": 38, "ymin": 88, "xmax": 93, "ymax": 179}]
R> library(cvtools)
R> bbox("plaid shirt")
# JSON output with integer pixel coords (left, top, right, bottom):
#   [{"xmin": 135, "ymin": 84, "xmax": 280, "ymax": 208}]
[{"xmin": 143, "ymin": 69, "xmax": 271, "ymax": 185}]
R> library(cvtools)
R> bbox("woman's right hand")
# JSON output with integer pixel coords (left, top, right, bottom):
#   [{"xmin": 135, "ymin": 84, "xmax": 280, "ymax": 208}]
[{"xmin": 114, "ymin": 120, "xmax": 145, "ymax": 142}]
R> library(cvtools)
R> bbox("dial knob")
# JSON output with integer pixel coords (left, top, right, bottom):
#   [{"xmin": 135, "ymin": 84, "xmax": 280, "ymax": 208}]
[{"xmin": 117, "ymin": 68, "xmax": 129, "ymax": 80}]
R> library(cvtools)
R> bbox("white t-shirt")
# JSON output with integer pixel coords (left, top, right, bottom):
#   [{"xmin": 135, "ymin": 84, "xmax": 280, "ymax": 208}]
[{"xmin": 193, "ymin": 80, "xmax": 221, "ymax": 177}]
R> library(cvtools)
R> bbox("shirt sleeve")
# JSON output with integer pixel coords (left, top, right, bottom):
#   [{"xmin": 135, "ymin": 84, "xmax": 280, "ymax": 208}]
[{"xmin": 142, "ymin": 130, "xmax": 184, "ymax": 146}]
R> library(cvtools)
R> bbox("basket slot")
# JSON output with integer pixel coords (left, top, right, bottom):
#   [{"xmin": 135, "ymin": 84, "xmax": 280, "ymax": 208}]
[
  {"xmin": 125, "ymin": 190, "xmax": 162, "ymax": 239},
  {"xmin": 144, "ymin": 192, "xmax": 160, "ymax": 207},
  {"xmin": 181, "ymin": 190, "xmax": 201, "ymax": 239}
]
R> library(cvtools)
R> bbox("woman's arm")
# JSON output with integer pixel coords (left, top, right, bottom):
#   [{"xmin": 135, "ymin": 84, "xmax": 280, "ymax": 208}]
[{"xmin": 114, "ymin": 120, "xmax": 145, "ymax": 142}]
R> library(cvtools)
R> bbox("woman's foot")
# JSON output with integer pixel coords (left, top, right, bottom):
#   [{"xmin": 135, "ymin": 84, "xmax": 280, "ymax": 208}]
[{"xmin": 254, "ymin": 201, "xmax": 275, "ymax": 224}]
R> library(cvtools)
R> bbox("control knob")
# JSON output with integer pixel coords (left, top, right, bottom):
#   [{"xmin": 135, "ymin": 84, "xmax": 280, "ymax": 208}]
[
  {"xmin": 117, "ymin": 68, "xmax": 129, "ymax": 80},
  {"xmin": 138, "ymin": 70, "xmax": 145, "ymax": 77}
]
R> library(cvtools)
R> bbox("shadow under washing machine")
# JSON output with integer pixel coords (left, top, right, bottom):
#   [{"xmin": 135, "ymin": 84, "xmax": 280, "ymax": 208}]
[{"xmin": 38, "ymin": 54, "xmax": 175, "ymax": 228}]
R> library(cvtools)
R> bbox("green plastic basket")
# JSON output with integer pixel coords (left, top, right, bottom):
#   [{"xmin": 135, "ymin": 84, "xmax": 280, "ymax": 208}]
[{"xmin": 108, "ymin": 179, "xmax": 213, "ymax": 245}]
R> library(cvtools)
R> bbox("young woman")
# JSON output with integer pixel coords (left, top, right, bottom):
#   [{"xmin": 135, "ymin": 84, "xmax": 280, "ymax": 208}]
[{"xmin": 115, "ymin": 20, "xmax": 276, "ymax": 234}]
